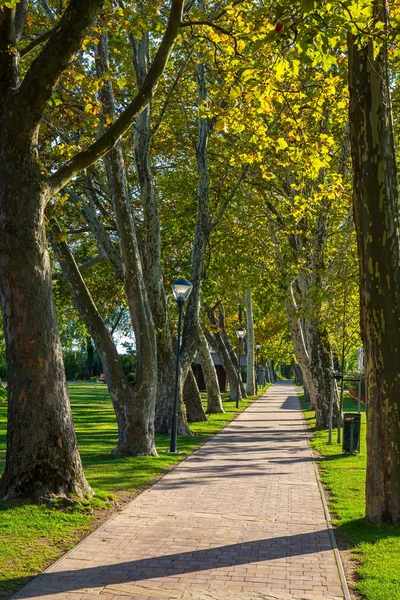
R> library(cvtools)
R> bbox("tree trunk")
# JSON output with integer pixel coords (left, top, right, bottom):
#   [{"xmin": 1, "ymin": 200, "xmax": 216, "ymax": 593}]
[
  {"xmin": 97, "ymin": 35, "xmax": 157, "ymax": 456},
  {"xmin": 85, "ymin": 337, "xmax": 95, "ymax": 379},
  {"xmin": 179, "ymin": 18, "xmax": 213, "ymax": 378},
  {"xmin": 305, "ymin": 319, "xmax": 336, "ymax": 429},
  {"xmin": 51, "ymin": 224, "xmax": 153, "ymax": 456},
  {"xmin": 198, "ymin": 334, "xmax": 224, "ymax": 414},
  {"xmin": 245, "ymin": 289, "xmax": 256, "ymax": 395},
  {"xmin": 348, "ymin": 2, "xmax": 400, "ymax": 524},
  {"xmin": 0, "ymin": 149, "xmax": 92, "ymax": 500},
  {"xmin": 130, "ymin": 30, "xmax": 190, "ymax": 436},
  {"xmin": 204, "ymin": 306, "xmax": 243, "ymax": 401},
  {"xmin": 217, "ymin": 304, "xmax": 247, "ymax": 398},
  {"xmin": 285, "ymin": 292, "xmax": 338, "ymax": 429},
  {"xmin": 183, "ymin": 368, "xmax": 208, "ymax": 422}
]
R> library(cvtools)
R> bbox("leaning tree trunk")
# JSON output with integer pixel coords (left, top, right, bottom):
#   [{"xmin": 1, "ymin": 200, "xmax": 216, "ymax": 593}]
[
  {"xmin": 179, "ymin": 14, "xmax": 213, "ymax": 381},
  {"xmin": 348, "ymin": 2, "xmax": 400, "ymax": 524},
  {"xmin": 204, "ymin": 306, "xmax": 243, "ymax": 401},
  {"xmin": 130, "ymin": 28, "xmax": 190, "ymax": 436},
  {"xmin": 0, "ymin": 155, "xmax": 92, "ymax": 500},
  {"xmin": 199, "ymin": 334, "xmax": 224, "ymax": 414},
  {"xmin": 245, "ymin": 289, "xmax": 256, "ymax": 395},
  {"xmin": 218, "ymin": 305, "xmax": 247, "ymax": 398},
  {"xmin": 285, "ymin": 293, "xmax": 338, "ymax": 428},
  {"xmin": 97, "ymin": 35, "xmax": 158, "ymax": 455},
  {"xmin": 51, "ymin": 224, "xmax": 149, "ymax": 456},
  {"xmin": 183, "ymin": 368, "xmax": 208, "ymax": 422}
]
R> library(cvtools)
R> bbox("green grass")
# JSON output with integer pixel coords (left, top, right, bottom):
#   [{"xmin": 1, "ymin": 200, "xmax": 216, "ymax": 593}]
[
  {"xmin": 0, "ymin": 384, "xmax": 269, "ymax": 599},
  {"xmin": 301, "ymin": 393, "xmax": 400, "ymax": 600}
]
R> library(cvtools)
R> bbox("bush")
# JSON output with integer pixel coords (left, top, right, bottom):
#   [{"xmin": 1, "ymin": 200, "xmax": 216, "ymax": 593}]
[
  {"xmin": 0, "ymin": 386, "xmax": 7, "ymax": 402},
  {"xmin": 89, "ymin": 376, "xmax": 98, "ymax": 382},
  {"xmin": 126, "ymin": 372, "xmax": 135, "ymax": 382}
]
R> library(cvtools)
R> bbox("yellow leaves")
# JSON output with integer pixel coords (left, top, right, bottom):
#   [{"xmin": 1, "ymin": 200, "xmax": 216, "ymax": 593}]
[
  {"xmin": 277, "ymin": 137, "xmax": 288, "ymax": 150},
  {"xmin": 116, "ymin": 77, "xmax": 128, "ymax": 89},
  {"xmin": 275, "ymin": 58, "xmax": 289, "ymax": 81},
  {"xmin": 215, "ymin": 117, "xmax": 227, "ymax": 133}
]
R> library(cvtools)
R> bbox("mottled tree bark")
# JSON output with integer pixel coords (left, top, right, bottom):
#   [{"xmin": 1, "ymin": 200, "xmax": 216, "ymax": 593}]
[
  {"xmin": 0, "ymin": 0, "xmax": 184, "ymax": 497},
  {"xmin": 198, "ymin": 334, "xmax": 224, "ymax": 414},
  {"xmin": 130, "ymin": 29, "xmax": 190, "ymax": 436},
  {"xmin": 285, "ymin": 214, "xmax": 339, "ymax": 429},
  {"xmin": 245, "ymin": 289, "xmax": 256, "ymax": 396},
  {"xmin": 97, "ymin": 35, "xmax": 157, "ymax": 455},
  {"xmin": 0, "ymin": 1, "xmax": 106, "ymax": 500},
  {"xmin": 348, "ymin": 1, "xmax": 400, "ymax": 524},
  {"xmin": 184, "ymin": 368, "xmax": 207, "ymax": 422}
]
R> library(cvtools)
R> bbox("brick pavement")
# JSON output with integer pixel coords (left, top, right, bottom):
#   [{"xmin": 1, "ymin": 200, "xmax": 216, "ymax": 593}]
[{"xmin": 13, "ymin": 382, "xmax": 346, "ymax": 600}]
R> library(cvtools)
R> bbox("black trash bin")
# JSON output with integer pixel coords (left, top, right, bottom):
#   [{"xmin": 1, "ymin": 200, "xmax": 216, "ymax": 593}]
[{"xmin": 342, "ymin": 413, "xmax": 361, "ymax": 454}]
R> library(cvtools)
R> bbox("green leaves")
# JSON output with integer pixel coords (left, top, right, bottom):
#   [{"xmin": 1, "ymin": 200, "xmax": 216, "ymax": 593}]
[{"xmin": 301, "ymin": 0, "xmax": 315, "ymax": 13}]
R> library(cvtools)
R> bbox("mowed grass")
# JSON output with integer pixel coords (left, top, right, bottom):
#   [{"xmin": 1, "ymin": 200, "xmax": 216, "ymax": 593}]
[
  {"xmin": 0, "ymin": 383, "xmax": 269, "ymax": 599},
  {"xmin": 302, "ymin": 393, "xmax": 400, "ymax": 600}
]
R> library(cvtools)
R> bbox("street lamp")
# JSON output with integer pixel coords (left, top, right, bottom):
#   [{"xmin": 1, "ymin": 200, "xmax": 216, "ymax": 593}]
[
  {"xmin": 170, "ymin": 278, "xmax": 193, "ymax": 453},
  {"xmin": 255, "ymin": 343, "xmax": 262, "ymax": 393},
  {"xmin": 235, "ymin": 327, "xmax": 246, "ymax": 409}
]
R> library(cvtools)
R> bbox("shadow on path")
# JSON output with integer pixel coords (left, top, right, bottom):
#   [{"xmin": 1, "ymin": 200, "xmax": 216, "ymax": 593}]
[{"xmin": 13, "ymin": 530, "xmax": 333, "ymax": 598}]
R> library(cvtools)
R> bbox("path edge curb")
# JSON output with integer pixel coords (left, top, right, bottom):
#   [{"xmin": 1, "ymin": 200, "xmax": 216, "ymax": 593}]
[{"xmin": 297, "ymin": 389, "xmax": 352, "ymax": 600}]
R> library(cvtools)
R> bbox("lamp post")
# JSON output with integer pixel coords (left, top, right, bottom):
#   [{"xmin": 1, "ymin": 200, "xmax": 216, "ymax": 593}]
[
  {"xmin": 255, "ymin": 343, "xmax": 262, "ymax": 393},
  {"xmin": 170, "ymin": 278, "xmax": 193, "ymax": 453},
  {"xmin": 235, "ymin": 327, "xmax": 246, "ymax": 409}
]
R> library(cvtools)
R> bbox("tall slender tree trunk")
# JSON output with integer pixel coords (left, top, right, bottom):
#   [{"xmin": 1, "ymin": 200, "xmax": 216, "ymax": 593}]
[
  {"xmin": 97, "ymin": 35, "xmax": 157, "ymax": 456},
  {"xmin": 198, "ymin": 334, "xmax": 224, "ymax": 414},
  {"xmin": 130, "ymin": 28, "xmax": 190, "ymax": 436},
  {"xmin": 348, "ymin": 1, "xmax": 400, "ymax": 524},
  {"xmin": 86, "ymin": 337, "xmax": 95, "ymax": 379},
  {"xmin": 179, "ymin": 6, "xmax": 213, "ymax": 381},
  {"xmin": 245, "ymin": 289, "xmax": 256, "ymax": 395}
]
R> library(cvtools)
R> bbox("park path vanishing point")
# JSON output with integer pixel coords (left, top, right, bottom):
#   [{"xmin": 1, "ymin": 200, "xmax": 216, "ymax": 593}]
[{"xmin": 13, "ymin": 382, "xmax": 348, "ymax": 600}]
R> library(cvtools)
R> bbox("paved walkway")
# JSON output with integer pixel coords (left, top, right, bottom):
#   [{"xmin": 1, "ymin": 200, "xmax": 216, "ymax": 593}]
[{"xmin": 14, "ymin": 383, "xmax": 346, "ymax": 600}]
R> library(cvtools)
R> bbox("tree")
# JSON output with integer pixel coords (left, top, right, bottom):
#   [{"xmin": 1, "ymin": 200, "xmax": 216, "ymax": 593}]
[
  {"xmin": 245, "ymin": 289, "xmax": 256, "ymax": 395},
  {"xmin": 0, "ymin": 0, "xmax": 184, "ymax": 499},
  {"xmin": 348, "ymin": 0, "xmax": 400, "ymax": 524}
]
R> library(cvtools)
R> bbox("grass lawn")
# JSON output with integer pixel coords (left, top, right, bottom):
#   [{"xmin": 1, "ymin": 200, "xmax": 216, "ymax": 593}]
[
  {"xmin": 302, "ymin": 393, "xmax": 400, "ymax": 600},
  {"xmin": 0, "ymin": 383, "xmax": 269, "ymax": 599}
]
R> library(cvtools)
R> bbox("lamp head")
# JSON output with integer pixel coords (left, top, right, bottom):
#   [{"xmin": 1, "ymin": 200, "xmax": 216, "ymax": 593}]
[
  {"xmin": 171, "ymin": 278, "xmax": 193, "ymax": 305},
  {"xmin": 235, "ymin": 327, "xmax": 246, "ymax": 340}
]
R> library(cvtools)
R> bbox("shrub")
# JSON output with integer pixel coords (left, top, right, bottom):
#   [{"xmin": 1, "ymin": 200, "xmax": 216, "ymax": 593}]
[
  {"xmin": 89, "ymin": 376, "xmax": 98, "ymax": 382},
  {"xmin": 126, "ymin": 372, "xmax": 135, "ymax": 382},
  {"xmin": 0, "ymin": 386, "xmax": 7, "ymax": 402}
]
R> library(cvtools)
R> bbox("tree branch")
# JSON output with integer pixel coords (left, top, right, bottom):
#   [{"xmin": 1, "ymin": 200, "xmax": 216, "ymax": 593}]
[
  {"xmin": 20, "ymin": 28, "xmax": 53, "ymax": 58},
  {"xmin": 16, "ymin": 0, "xmax": 104, "ymax": 132},
  {"xmin": 15, "ymin": 0, "xmax": 28, "ymax": 41},
  {"xmin": 47, "ymin": 0, "xmax": 184, "ymax": 196}
]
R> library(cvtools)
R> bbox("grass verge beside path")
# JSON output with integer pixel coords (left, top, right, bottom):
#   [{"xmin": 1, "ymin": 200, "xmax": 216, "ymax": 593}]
[
  {"xmin": 301, "ymin": 393, "xmax": 400, "ymax": 600},
  {"xmin": 0, "ymin": 384, "xmax": 269, "ymax": 599}
]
